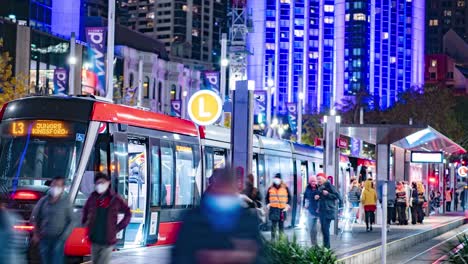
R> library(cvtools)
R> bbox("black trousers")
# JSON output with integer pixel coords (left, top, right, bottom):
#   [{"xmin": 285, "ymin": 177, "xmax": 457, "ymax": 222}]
[
  {"xmin": 387, "ymin": 206, "xmax": 396, "ymax": 224},
  {"xmin": 320, "ymin": 217, "xmax": 332, "ymax": 249},
  {"xmin": 411, "ymin": 203, "xmax": 424, "ymax": 224},
  {"xmin": 271, "ymin": 220, "xmax": 284, "ymax": 239},
  {"xmin": 365, "ymin": 211, "xmax": 375, "ymax": 229},
  {"xmin": 446, "ymin": 201, "xmax": 451, "ymax": 212},
  {"xmin": 396, "ymin": 203, "xmax": 407, "ymax": 224}
]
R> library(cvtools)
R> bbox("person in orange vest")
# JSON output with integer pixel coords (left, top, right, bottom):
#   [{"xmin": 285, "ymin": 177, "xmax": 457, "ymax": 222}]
[{"xmin": 266, "ymin": 173, "xmax": 291, "ymax": 240}]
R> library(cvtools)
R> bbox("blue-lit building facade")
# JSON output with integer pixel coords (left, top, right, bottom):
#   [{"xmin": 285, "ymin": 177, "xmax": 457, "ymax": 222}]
[{"xmin": 247, "ymin": 0, "xmax": 425, "ymax": 113}]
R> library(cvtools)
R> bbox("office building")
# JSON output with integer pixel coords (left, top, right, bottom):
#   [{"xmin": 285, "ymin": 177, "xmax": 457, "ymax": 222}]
[
  {"xmin": 248, "ymin": 0, "xmax": 425, "ymax": 113},
  {"xmin": 426, "ymin": 0, "xmax": 468, "ymax": 54}
]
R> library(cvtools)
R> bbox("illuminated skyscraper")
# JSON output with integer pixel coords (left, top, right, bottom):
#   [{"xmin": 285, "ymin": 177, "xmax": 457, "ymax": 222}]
[{"xmin": 248, "ymin": 0, "xmax": 425, "ymax": 113}]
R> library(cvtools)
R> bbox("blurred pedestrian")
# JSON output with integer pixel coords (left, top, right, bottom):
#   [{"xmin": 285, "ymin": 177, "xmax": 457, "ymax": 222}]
[
  {"xmin": 317, "ymin": 175, "xmax": 341, "ymax": 248},
  {"xmin": 454, "ymin": 190, "xmax": 459, "ymax": 211},
  {"xmin": 31, "ymin": 176, "xmax": 73, "ymax": 264},
  {"xmin": 462, "ymin": 187, "xmax": 467, "ymax": 210},
  {"xmin": 0, "ymin": 191, "xmax": 26, "ymax": 264},
  {"xmin": 171, "ymin": 167, "xmax": 264, "ymax": 264},
  {"xmin": 266, "ymin": 173, "xmax": 291, "ymax": 240},
  {"xmin": 82, "ymin": 172, "xmax": 131, "ymax": 264},
  {"xmin": 411, "ymin": 182, "xmax": 425, "ymax": 224},
  {"xmin": 395, "ymin": 182, "xmax": 408, "ymax": 225},
  {"xmin": 303, "ymin": 175, "xmax": 320, "ymax": 245},
  {"xmin": 241, "ymin": 174, "xmax": 262, "ymax": 209},
  {"xmin": 361, "ymin": 178, "xmax": 377, "ymax": 232},
  {"xmin": 445, "ymin": 187, "xmax": 452, "ymax": 212}
]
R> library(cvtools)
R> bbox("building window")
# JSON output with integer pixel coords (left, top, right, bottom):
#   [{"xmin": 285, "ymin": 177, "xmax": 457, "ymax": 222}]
[
  {"xmin": 266, "ymin": 21, "xmax": 275, "ymax": 28},
  {"xmin": 458, "ymin": 1, "xmax": 465, "ymax": 7},
  {"xmin": 383, "ymin": 32, "xmax": 389, "ymax": 39},
  {"xmin": 324, "ymin": 5, "xmax": 334, "ymax": 12},
  {"xmin": 345, "ymin": 14, "xmax": 350, "ymax": 21},
  {"xmin": 431, "ymin": 60, "xmax": 437, "ymax": 67},
  {"xmin": 430, "ymin": 72, "xmax": 436, "ymax": 80},
  {"xmin": 447, "ymin": 72, "xmax": 454, "ymax": 79},
  {"xmin": 353, "ymin": 48, "xmax": 362, "ymax": 56},
  {"xmin": 390, "ymin": 57, "xmax": 396, "ymax": 63},
  {"xmin": 324, "ymin": 17, "xmax": 334, "ymax": 24},
  {"xmin": 444, "ymin": 10, "xmax": 452, "ymax": 16},
  {"xmin": 294, "ymin": 30, "xmax": 304, "ymax": 37},
  {"xmin": 353, "ymin": 13, "xmax": 366, "ymax": 21},
  {"xmin": 280, "ymin": 0, "xmax": 291, "ymax": 3}
]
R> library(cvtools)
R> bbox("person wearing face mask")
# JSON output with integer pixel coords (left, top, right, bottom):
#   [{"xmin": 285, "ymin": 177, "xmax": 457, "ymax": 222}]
[
  {"xmin": 82, "ymin": 172, "xmax": 131, "ymax": 264},
  {"xmin": 303, "ymin": 175, "xmax": 320, "ymax": 245},
  {"xmin": 265, "ymin": 173, "xmax": 291, "ymax": 240},
  {"xmin": 171, "ymin": 167, "xmax": 264, "ymax": 264},
  {"xmin": 31, "ymin": 176, "xmax": 73, "ymax": 264}
]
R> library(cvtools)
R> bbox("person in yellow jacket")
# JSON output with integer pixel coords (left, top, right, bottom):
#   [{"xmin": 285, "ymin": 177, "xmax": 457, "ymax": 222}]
[
  {"xmin": 266, "ymin": 173, "xmax": 291, "ymax": 240},
  {"xmin": 361, "ymin": 179, "xmax": 378, "ymax": 232}
]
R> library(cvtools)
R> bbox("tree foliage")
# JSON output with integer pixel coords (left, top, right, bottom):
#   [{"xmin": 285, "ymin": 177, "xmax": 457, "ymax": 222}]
[{"xmin": 0, "ymin": 39, "xmax": 29, "ymax": 106}]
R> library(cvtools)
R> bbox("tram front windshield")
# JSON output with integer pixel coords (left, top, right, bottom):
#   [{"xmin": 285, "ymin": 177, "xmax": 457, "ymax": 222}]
[{"xmin": 0, "ymin": 120, "xmax": 88, "ymax": 189}]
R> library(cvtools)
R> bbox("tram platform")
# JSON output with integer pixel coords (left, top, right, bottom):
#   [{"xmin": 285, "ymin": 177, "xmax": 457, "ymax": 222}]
[{"xmin": 107, "ymin": 214, "xmax": 466, "ymax": 264}]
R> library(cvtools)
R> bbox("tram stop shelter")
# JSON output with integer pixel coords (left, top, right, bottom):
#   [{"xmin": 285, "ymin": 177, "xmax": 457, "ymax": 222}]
[{"xmin": 339, "ymin": 124, "xmax": 466, "ymax": 264}]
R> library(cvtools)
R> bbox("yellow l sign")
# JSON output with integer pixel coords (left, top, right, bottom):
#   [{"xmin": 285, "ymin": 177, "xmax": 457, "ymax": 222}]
[{"xmin": 187, "ymin": 90, "xmax": 222, "ymax": 126}]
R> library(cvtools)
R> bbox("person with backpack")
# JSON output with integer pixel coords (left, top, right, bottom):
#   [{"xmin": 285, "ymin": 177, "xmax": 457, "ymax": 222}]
[
  {"xmin": 82, "ymin": 172, "xmax": 132, "ymax": 264},
  {"xmin": 31, "ymin": 176, "xmax": 73, "ymax": 264},
  {"xmin": 266, "ymin": 173, "xmax": 291, "ymax": 240},
  {"xmin": 317, "ymin": 175, "xmax": 341, "ymax": 248},
  {"xmin": 171, "ymin": 167, "xmax": 264, "ymax": 264}
]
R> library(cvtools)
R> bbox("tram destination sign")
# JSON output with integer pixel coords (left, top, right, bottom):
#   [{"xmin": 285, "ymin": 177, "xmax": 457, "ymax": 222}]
[
  {"xmin": 410, "ymin": 151, "xmax": 443, "ymax": 163},
  {"xmin": 11, "ymin": 120, "xmax": 71, "ymax": 137}
]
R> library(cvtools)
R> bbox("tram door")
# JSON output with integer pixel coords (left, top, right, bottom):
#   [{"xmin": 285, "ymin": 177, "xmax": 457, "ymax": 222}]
[{"xmin": 113, "ymin": 132, "xmax": 150, "ymax": 248}]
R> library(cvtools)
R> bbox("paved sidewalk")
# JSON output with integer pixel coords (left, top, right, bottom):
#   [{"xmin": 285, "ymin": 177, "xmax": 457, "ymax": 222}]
[{"xmin": 110, "ymin": 215, "xmax": 465, "ymax": 264}]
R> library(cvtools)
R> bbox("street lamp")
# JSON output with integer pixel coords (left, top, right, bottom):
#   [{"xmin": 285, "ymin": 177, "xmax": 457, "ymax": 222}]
[
  {"xmin": 221, "ymin": 58, "xmax": 229, "ymax": 67},
  {"xmin": 67, "ymin": 56, "xmax": 77, "ymax": 65}
]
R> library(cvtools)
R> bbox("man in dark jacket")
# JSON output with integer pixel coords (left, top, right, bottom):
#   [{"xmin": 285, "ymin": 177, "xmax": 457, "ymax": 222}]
[
  {"xmin": 31, "ymin": 176, "xmax": 73, "ymax": 264},
  {"xmin": 82, "ymin": 172, "xmax": 131, "ymax": 264},
  {"xmin": 317, "ymin": 175, "xmax": 341, "ymax": 248},
  {"xmin": 172, "ymin": 167, "xmax": 264, "ymax": 264},
  {"xmin": 303, "ymin": 175, "xmax": 320, "ymax": 245}
]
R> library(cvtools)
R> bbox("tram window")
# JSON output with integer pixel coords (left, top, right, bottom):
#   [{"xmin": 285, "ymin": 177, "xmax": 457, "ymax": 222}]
[
  {"xmin": 74, "ymin": 134, "xmax": 109, "ymax": 206},
  {"xmin": 161, "ymin": 141, "xmax": 174, "ymax": 207},
  {"xmin": 175, "ymin": 144, "xmax": 195, "ymax": 207},
  {"xmin": 204, "ymin": 148, "xmax": 214, "ymax": 184},
  {"xmin": 150, "ymin": 143, "xmax": 160, "ymax": 206},
  {"xmin": 115, "ymin": 141, "xmax": 129, "ymax": 199},
  {"xmin": 213, "ymin": 150, "xmax": 226, "ymax": 169}
]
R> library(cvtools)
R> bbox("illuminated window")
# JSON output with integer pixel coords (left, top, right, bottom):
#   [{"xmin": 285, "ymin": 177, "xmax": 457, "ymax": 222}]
[
  {"xmin": 390, "ymin": 57, "xmax": 396, "ymax": 63},
  {"xmin": 431, "ymin": 60, "xmax": 437, "ymax": 67},
  {"xmin": 294, "ymin": 30, "xmax": 304, "ymax": 37},
  {"xmin": 266, "ymin": 21, "xmax": 275, "ymax": 28},
  {"xmin": 324, "ymin": 5, "xmax": 334, "ymax": 12},
  {"xmin": 458, "ymin": 1, "xmax": 465, "ymax": 7},
  {"xmin": 429, "ymin": 19, "xmax": 439, "ymax": 26},
  {"xmin": 444, "ymin": 10, "xmax": 452, "ymax": 16},
  {"xmin": 280, "ymin": 0, "xmax": 290, "ymax": 3},
  {"xmin": 309, "ymin": 52, "xmax": 319, "ymax": 59},
  {"xmin": 353, "ymin": 13, "xmax": 366, "ymax": 21},
  {"xmin": 182, "ymin": 5, "xmax": 188, "ymax": 11},
  {"xmin": 345, "ymin": 14, "xmax": 350, "ymax": 21},
  {"xmin": 383, "ymin": 32, "xmax": 389, "ymax": 39},
  {"xmin": 324, "ymin": 17, "xmax": 334, "ymax": 24}
]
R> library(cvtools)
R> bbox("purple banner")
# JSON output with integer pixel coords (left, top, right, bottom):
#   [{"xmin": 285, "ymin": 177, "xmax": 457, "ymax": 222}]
[
  {"xmin": 85, "ymin": 27, "xmax": 107, "ymax": 96},
  {"xmin": 286, "ymin": 103, "xmax": 297, "ymax": 134},
  {"xmin": 351, "ymin": 138, "xmax": 361, "ymax": 157},
  {"xmin": 171, "ymin": 100, "xmax": 182, "ymax": 117},
  {"xmin": 203, "ymin": 71, "xmax": 219, "ymax": 91},
  {"xmin": 53, "ymin": 68, "xmax": 68, "ymax": 96}
]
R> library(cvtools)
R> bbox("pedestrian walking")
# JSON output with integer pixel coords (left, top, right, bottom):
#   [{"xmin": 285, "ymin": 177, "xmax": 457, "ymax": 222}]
[
  {"xmin": 361, "ymin": 178, "xmax": 377, "ymax": 232},
  {"xmin": 82, "ymin": 172, "xmax": 132, "ymax": 264},
  {"xmin": 171, "ymin": 167, "xmax": 263, "ymax": 264},
  {"xmin": 241, "ymin": 174, "xmax": 262, "ymax": 209},
  {"xmin": 0, "ymin": 191, "xmax": 26, "ymax": 264},
  {"xmin": 266, "ymin": 173, "xmax": 291, "ymax": 240},
  {"xmin": 303, "ymin": 175, "xmax": 320, "ymax": 245},
  {"xmin": 462, "ymin": 187, "xmax": 467, "ymax": 210},
  {"xmin": 348, "ymin": 180, "xmax": 361, "ymax": 208},
  {"xmin": 31, "ymin": 176, "xmax": 73, "ymax": 264},
  {"xmin": 411, "ymin": 182, "xmax": 425, "ymax": 224},
  {"xmin": 445, "ymin": 187, "xmax": 452, "ymax": 212},
  {"xmin": 317, "ymin": 175, "xmax": 341, "ymax": 248},
  {"xmin": 454, "ymin": 190, "xmax": 459, "ymax": 211},
  {"xmin": 395, "ymin": 182, "xmax": 408, "ymax": 225},
  {"xmin": 404, "ymin": 181, "xmax": 412, "ymax": 224}
]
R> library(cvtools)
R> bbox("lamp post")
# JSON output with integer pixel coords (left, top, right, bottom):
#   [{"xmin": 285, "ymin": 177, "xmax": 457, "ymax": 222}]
[
  {"xmin": 105, "ymin": 0, "xmax": 115, "ymax": 100},
  {"xmin": 68, "ymin": 32, "xmax": 76, "ymax": 95}
]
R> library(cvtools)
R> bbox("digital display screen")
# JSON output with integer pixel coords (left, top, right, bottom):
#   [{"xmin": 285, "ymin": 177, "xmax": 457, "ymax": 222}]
[
  {"xmin": 11, "ymin": 120, "xmax": 71, "ymax": 137},
  {"xmin": 411, "ymin": 152, "xmax": 443, "ymax": 163}
]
